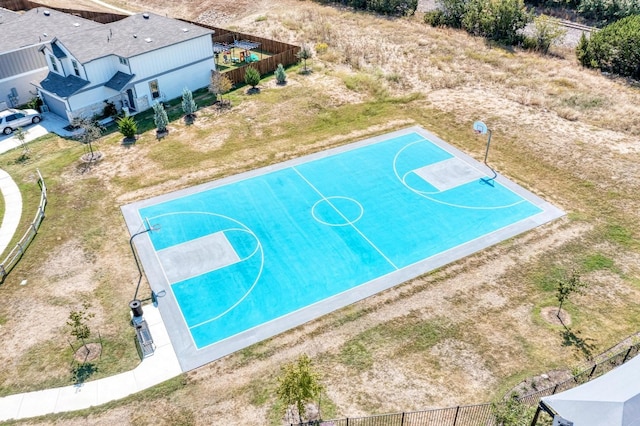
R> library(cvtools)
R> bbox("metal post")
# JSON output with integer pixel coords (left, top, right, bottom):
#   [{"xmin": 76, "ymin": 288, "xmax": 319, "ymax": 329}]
[
  {"xmin": 129, "ymin": 223, "xmax": 158, "ymax": 302},
  {"xmin": 483, "ymin": 129, "xmax": 492, "ymax": 164},
  {"xmin": 623, "ymin": 346, "xmax": 633, "ymax": 363},
  {"xmin": 453, "ymin": 406, "xmax": 460, "ymax": 425}
]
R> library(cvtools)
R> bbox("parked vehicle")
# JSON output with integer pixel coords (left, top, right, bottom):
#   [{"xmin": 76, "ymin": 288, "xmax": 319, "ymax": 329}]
[{"xmin": 0, "ymin": 108, "xmax": 42, "ymax": 135}]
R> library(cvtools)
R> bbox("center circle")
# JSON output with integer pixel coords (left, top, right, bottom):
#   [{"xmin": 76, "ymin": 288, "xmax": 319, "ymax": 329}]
[{"xmin": 311, "ymin": 196, "xmax": 364, "ymax": 226}]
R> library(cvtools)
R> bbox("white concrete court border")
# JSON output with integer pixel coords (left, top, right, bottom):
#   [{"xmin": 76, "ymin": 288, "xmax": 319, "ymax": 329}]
[{"xmin": 121, "ymin": 125, "xmax": 566, "ymax": 373}]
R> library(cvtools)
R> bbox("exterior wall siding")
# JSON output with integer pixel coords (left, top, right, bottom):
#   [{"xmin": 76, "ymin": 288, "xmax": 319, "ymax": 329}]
[
  {"xmin": 131, "ymin": 58, "xmax": 213, "ymax": 111},
  {"xmin": 128, "ymin": 35, "xmax": 214, "ymax": 81},
  {"xmin": 0, "ymin": 67, "xmax": 48, "ymax": 107}
]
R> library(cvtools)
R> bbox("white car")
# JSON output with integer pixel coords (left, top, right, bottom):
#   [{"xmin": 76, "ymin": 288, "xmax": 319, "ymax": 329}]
[{"xmin": 0, "ymin": 108, "xmax": 42, "ymax": 135}]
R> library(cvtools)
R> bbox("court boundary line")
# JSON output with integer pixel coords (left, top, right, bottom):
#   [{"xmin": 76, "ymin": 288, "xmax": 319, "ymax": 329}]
[{"xmin": 121, "ymin": 125, "xmax": 565, "ymax": 371}]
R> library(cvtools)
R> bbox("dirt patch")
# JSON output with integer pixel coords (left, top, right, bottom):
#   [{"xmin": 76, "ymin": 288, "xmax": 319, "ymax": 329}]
[
  {"xmin": 541, "ymin": 306, "xmax": 572, "ymax": 327},
  {"xmin": 73, "ymin": 343, "xmax": 102, "ymax": 363}
]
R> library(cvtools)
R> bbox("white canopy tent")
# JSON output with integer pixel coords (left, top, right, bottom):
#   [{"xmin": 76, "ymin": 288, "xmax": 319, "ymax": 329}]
[{"xmin": 541, "ymin": 354, "xmax": 640, "ymax": 426}]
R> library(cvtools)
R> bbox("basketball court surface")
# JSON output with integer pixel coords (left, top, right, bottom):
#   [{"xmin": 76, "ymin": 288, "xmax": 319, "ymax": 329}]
[{"xmin": 121, "ymin": 126, "xmax": 564, "ymax": 371}]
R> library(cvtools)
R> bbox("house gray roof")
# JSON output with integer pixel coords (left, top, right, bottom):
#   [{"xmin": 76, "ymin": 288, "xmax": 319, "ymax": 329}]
[
  {"xmin": 0, "ymin": 8, "xmax": 102, "ymax": 53},
  {"xmin": 0, "ymin": 8, "xmax": 20, "ymax": 24},
  {"xmin": 56, "ymin": 13, "xmax": 213, "ymax": 64},
  {"xmin": 105, "ymin": 71, "xmax": 135, "ymax": 91},
  {"xmin": 0, "ymin": 45, "xmax": 46, "ymax": 80},
  {"xmin": 36, "ymin": 71, "xmax": 90, "ymax": 98}
]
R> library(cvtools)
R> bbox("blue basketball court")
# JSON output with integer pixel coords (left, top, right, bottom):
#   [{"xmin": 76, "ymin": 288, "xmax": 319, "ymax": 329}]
[{"xmin": 121, "ymin": 126, "xmax": 564, "ymax": 371}]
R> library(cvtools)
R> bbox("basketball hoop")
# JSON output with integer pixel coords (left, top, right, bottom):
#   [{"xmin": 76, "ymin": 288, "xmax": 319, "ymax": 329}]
[{"xmin": 472, "ymin": 120, "xmax": 492, "ymax": 164}]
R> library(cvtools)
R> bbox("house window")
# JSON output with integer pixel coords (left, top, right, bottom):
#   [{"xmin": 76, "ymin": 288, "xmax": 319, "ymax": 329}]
[
  {"xmin": 119, "ymin": 57, "xmax": 128, "ymax": 65},
  {"xmin": 72, "ymin": 60, "xmax": 80, "ymax": 77},
  {"xmin": 49, "ymin": 55, "xmax": 58, "ymax": 72},
  {"xmin": 149, "ymin": 80, "xmax": 160, "ymax": 99}
]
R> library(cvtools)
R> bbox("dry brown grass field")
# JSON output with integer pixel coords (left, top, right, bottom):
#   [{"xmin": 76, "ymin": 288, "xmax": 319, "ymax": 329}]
[{"xmin": 1, "ymin": 0, "xmax": 640, "ymax": 424}]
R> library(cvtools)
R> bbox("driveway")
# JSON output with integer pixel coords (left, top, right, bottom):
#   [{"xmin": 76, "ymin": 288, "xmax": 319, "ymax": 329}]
[{"xmin": 0, "ymin": 112, "xmax": 75, "ymax": 155}]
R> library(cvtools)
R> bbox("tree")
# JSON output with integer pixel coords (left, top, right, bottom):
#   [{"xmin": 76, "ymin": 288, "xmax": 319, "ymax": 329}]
[
  {"xmin": 152, "ymin": 102, "xmax": 169, "ymax": 135},
  {"xmin": 67, "ymin": 302, "xmax": 95, "ymax": 358},
  {"xmin": 575, "ymin": 32, "xmax": 592, "ymax": 67},
  {"xmin": 275, "ymin": 63, "xmax": 287, "ymax": 84},
  {"xmin": 209, "ymin": 71, "xmax": 233, "ymax": 102},
  {"xmin": 556, "ymin": 268, "xmax": 586, "ymax": 319},
  {"xmin": 71, "ymin": 116, "xmax": 103, "ymax": 160},
  {"xmin": 578, "ymin": 15, "xmax": 640, "ymax": 79},
  {"xmin": 14, "ymin": 127, "xmax": 29, "ymax": 155},
  {"xmin": 244, "ymin": 66, "xmax": 261, "ymax": 89},
  {"xmin": 462, "ymin": 0, "xmax": 530, "ymax": 44},
  {"xmin": 436, "ymin": 0, "xmax": 469, "ymax": 27},
  {"xmin": 276, "ymin": 354, "xmax": 324, "ymax": 424},
  {"xmin": 296, "ymin": 44, "xmax": 313, "ymax": 73},
  {"xmin": 181, "ymin": 87, "xmax": 198, "ymax": 118},
  {"xmin": 531, "ymin": 14, "xmax": 567, "ymax": 54},
  {"xmin": 117, "ymin": 116, "xmax": 137, "ymax": 140}
]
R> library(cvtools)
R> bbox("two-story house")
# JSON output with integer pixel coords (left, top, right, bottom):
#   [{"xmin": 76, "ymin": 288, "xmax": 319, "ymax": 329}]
[
  {"xmin": 0, "ymin": 8, "xmax": 101, "ymax": 110},
  {"xmin": 34, "ymin": 12, "xmax": 215, "ymax": 122}
]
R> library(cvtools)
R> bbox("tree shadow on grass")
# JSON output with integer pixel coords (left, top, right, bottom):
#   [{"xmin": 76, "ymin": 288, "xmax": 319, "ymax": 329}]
[
  {"xmin": 561, "ymin": 327, "xmax": 596, "ymax": 359},
  {"xmin": 71, "ymin": 362, "xmax": 98, "ymax": 385}
]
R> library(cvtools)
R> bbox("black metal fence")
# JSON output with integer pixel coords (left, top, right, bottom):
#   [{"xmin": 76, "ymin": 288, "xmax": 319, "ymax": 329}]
[{"xmin": 294, "ymin": 339, "xmax": 640, "ymax": 426}]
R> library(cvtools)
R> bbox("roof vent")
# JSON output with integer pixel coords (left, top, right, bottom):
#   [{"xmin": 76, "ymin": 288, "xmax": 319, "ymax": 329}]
[
  {"xmin": 73, "ymin": 22, "xmax": 80, "ymax": 27},
  {"xmin": 145, "ymin": 37, "xmax": 152, "ymax": 43},
  {"xmin": 133, "ymin": 34, "xmax": 137, "ymax": 38},
  {"xmin": 43, "ymin": 33, "xmax": 48, "ymax": 37},
  {"xmin": 142, "ymin": 13, "xmax": 150, "ymax": 19},
  {"xmin": 43, "ymin": 10, "xmax": 50, "ymax": 16},
  {"xmin": 182, "ymin": 28, "xmax": 189, "ymax": 32}
]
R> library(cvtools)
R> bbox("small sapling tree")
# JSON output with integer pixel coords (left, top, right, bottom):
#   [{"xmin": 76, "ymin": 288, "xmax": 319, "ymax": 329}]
[
  {"xmin": 556, "ymin": 268, "xmax": 586, "ymax": 320},
  {"xmin": 71, "ymin": 117, "xmax": 103, "ymax": 161},
  {"xmin": 244, "ymin": 67, "xmax": 261, "ymax": 90},
  {"xmin": 296, "ymin": 44, "xmax": 313, "ymax": 73},
  {"xmin": 152, "ymin": 102, "xmax": 169, "ymax": 135},
  {"xmin": 181, "ymin": 87, "xmax": 198, "ymax": 119},
  {"xmin": 14, "ymin": 127, "xmax": 29, "ymax": 155},
  {"xmin": 276, "ymin": 353, "xmax": 324, "ymax": 424},
  {"xmin": 67, "ymin": 302, "xmax": 95, "ymax": 359},
  {"xmin": 275, "ymin": 63, "xmax": 287, "ymax": 84},
  {"xmin": 209, "ymin": 71, "xmax": 233, "ymax": 104}
]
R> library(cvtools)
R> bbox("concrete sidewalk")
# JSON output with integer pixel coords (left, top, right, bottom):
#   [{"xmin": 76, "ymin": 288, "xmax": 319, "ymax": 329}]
[
  {"xmin": 0, "ymin": 169, "xmax": 22, "ymax": 257},
  {"xmin": 0, "ymin": 305, "xmax": 182, "ymax": 422}
]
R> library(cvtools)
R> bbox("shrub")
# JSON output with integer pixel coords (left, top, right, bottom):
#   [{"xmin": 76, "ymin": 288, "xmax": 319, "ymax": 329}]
[
  {"xmin": 275, "ymin": 63, "xmax": 287, "ymax": 84},
  {"xmin": 313, "ymin": 0, "xmax": 418, "ymax": 15},
  {"xmin": 245, "ymin": 67, "xmax": 261, "ymax": 89},
  {"xmin": 530, "ymin": 14, "xmax": 567, "ymax": 54},
  {"xmin": 181, "ymin": 87, "xmax": 198, "ymax": 117},
  {"xmin": 117, "ymin": 116, "xmax": 137, "ymax": 139},
  {"xmin": 102, "ymin": 101, "xmax": 117, "ymax": 118},
  {"xmin": 152, "ymin": 102, "xmax": 169, "ymax": 134},
  {"xmin": 314, "ymin": 42, "xmax": 329, "ymax": 54},
  {"xmin": 424, "ymin": 10, "xmax": 446, "ymax": 26},
  {"xmin": 580, "ymin": 15, "xmax": 640, "ymax": 79},
  {"xmin": 575, "ymin": 32, "xmax": 592, "ymax": 67},
  {"xmin": 578, "ymin": 0, "xmax": 640, "ymax": 25},
  {"xmin": 436, "ymin": 0, "xmax": 468, "ymax": 27}
]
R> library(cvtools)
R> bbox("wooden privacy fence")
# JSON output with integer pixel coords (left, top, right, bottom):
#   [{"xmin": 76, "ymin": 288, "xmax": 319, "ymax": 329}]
[
  {"xmin": 181, "ymin": 19, "xmax": 301, "ymax": 85},
  {"xmin": 0, "ymin": 0, "xmax": 127, "ymax": 22},
  {"xmin": 0, "ymin": 169, "xmax": 47, "ymax": 283}
]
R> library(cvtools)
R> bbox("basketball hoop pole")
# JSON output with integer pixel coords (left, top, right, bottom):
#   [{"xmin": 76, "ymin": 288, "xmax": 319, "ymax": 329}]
[{"xmin": 483, "ymin": 128, "xmax": 492, "ymax": 164}]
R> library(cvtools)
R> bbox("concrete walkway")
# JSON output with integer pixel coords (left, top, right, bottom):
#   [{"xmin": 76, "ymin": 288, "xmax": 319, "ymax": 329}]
[
  {"xmin": 0, "ymin": 112, "xmax": 75, "ymax": 155},
  {"xmin": 0, "ymin": 305, "xmax": 182, "ymax": 421},
  {"xmin": 0, "ymin": 169, "xmax": 22, "ymax": 258}
]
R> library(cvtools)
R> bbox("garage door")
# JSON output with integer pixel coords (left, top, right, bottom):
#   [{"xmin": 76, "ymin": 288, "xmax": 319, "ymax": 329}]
[{"xmin": 41, "ymin": 93, "xmax": 68, "ymax": 120}]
